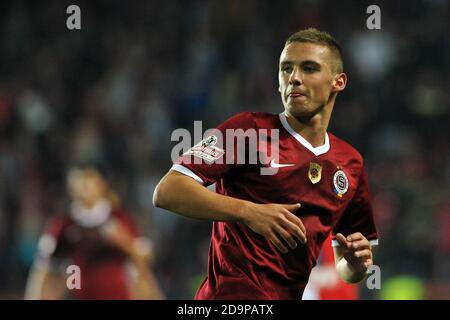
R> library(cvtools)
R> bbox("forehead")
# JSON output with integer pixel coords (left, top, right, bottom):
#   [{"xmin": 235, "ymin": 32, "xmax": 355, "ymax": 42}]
[{"xmin": 279, "ymin": 42, "xmax": 332, "ymax": 65}]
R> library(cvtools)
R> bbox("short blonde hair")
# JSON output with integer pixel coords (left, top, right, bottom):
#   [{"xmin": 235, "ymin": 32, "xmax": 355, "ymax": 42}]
[{"xmin": 285, "ymin": 28, "xmax": 344, "ymax": 73}]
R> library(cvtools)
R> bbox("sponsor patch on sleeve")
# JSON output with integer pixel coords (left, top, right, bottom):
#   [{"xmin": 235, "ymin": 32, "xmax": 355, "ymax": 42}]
[{"xmin": 184, "ymin": 135, "xmax": 225, "ymax": 163}]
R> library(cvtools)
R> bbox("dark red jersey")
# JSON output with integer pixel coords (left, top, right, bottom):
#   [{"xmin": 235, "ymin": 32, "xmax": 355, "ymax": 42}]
[
  {"xmin": 172, "ymin": 112, "xmax": 378, "ymax": 299},
  {"xmin": 35, "ymin": 202, "xmax": 141, "ymax": 300}
]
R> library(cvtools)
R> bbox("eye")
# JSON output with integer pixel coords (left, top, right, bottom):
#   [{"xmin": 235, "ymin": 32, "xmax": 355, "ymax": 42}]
[
  {"xmin": 302, "ymin": 64, "xmax": 320, "ymax": 73},
  {"xmin": 281, "ymin": 65, "xmax": 293, "ymax": 73}
]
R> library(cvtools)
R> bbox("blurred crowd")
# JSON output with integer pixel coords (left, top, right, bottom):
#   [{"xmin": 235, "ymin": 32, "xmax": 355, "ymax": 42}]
[{"xmin": 0, "ymin": 0, "xmax": 448, "ymax": 299}]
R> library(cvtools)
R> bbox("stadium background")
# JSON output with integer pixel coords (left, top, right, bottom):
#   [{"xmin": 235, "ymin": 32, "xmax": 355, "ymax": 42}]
[{"xmin": 0, "ymin": 0, "xmax": 448, "ymax": 299}]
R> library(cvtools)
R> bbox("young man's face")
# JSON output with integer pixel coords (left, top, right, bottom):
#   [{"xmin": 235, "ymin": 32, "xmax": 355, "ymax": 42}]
[
  {"xmin": 80, "ymin": 172, "xmax": 107, "ymax": 206},
  {"xmin": 278, "ymin": 42, "xmax": 344, "ymax": 119}
]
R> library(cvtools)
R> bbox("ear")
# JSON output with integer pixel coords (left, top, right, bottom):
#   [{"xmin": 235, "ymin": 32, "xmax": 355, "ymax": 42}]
[
  {"xmin": 278, "ymin": 86, "xmax": 281, "ymax": 93},
  {"xmin": 332, "ymin": 73, "xmax": 347, "ymax": 92}
]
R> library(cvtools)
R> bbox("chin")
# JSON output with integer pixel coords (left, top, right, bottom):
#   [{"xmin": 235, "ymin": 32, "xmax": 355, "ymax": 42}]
[
  {"xmin": 287, "ymin": 102, "xmax": 325, "ymax": 120},
  {"xmin": 286, "ymin": 104, "xmax": 313, "ymax": 118}
]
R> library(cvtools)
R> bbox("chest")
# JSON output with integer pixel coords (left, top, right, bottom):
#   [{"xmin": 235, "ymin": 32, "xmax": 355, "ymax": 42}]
[{"xmin": 230, "ymin": 145, "xmax": 360, "ymax": 215}]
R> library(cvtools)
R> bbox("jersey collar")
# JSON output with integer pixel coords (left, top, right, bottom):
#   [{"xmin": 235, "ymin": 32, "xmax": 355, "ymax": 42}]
[{"xmin": 279, "ymin": 112, "xmax": 330, "ymax": 156}]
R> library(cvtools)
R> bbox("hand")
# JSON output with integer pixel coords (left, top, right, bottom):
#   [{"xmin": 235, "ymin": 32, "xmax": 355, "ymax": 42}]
[
  {"xmin": 100, "ymin": 218, "xmax": 152, "ymax": 264},
  {"xmin": 241, "ymin": 202, "xmax": 307, "ymax": 254},
  {"xmin": 100, "ymin": 218, "xmax": 133, "ymax": 250},
  {"xmin": 335, "ymin": 232, "xmax": 373, "ymax": 273}
]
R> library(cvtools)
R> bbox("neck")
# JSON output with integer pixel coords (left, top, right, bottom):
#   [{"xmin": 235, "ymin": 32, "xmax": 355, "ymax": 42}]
[
  {"xmin": 82, "ymin": 197, "xmax": 104, "ymax": 210},
  {"xmin": 284, "ymin": 104, "xmax": 333, "ymax": 148}
]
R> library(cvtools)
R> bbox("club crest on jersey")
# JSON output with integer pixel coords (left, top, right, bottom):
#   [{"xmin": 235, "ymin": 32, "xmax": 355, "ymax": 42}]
[
  {"xmin": 333, "ymin": 170, "xmax": 349, "ymax": 197},
  {"xmin": 308, "ymin": 162, "xmax": 322, "ymax": 184},
  {"xmin": 184, "ymin": 135, "xmax": 225, "ymax": 163}
]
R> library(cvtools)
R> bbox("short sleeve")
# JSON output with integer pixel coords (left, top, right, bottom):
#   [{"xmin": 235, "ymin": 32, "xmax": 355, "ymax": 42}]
[
  {"xmin": 332, "ymin": 167, "xmax": 379, "ymax": 247},
  {"xmin": 171, "ymin": 112, "xmax": 256, "ymax": 186},
  {"xmin": 34, "ymin": 216, "xmax": 68, "ymax": 270}
]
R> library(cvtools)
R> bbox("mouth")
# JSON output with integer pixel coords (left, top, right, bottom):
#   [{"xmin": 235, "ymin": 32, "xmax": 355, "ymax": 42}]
[{"xmin": 288, "ymin": 92, "xmax": 307, "ymax": 99}]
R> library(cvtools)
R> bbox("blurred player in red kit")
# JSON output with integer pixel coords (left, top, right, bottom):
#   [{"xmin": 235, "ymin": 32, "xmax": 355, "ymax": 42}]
[
  {"xmin": 25, "ymin": 166, "xmax": 164, "ymax": 300},
  {"xmin": 154, "ymin": 28, "xmax": 378, "ymax": 299}
]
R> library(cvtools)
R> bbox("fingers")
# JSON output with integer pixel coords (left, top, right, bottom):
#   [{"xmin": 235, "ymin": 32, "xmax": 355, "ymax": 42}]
[
  {"xmin": 282, "ymin": 208, "xmax": 306, "ymax": 237},
  {"xmin": 279, "ymin": 217, "xmax": 307, "ymax": 244},
  {"xmin": 338, "ymin": 232, "xmax": 371, "ymax": 251},
  {"xmin": 271, "ymin": 217, "xmax": 308, "ymax": 253},
  {"xmin": 364, "ymin": 259, "xmax": 373, "ymax": 269},
  {"xmin": 354, "ymin": 249, "xmax": 372, "ymax": 259},
  {"xmin": 276, "ymin": 203, "xmax": 307, "ymax": 244},
  {"xmin": 263, "ymin": 203, "xmax": 308, "ymax": 253},
  {"xmin": 268, "ymin": 231, "xmax": 288, "ymax": 254},
  {"xmin": 346, "ymin": 232, "xmax": 364, "ymax": 242},
  {"xmin": 283, "ymin": 209, "xmax": 306, "ymax": 235},
  {"xmin": 350, "ymin": 239, "xmax": 371, "ymax": 250},
  {"xmin": 282, "ymin": 203, "xmax": 301, "ymax": 212},
  {"xmin": 335, "ymin": 233, "xmax": 349, "ymax": 248},
  {"xmin": 280, "ymin": 203, "xmax": 306, "ymax": 235},
  {"xmin": 273, "ymin": 225, "xmax": 298, "ymax": 250}
]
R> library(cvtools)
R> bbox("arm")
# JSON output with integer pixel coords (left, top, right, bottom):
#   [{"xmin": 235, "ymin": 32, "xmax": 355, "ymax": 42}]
[
  {"xmin": 332, "ymin": 165, "xmax": 378, "ymax": 283},
  {"xmin": 25, "ymin": 264, "xmax": 66, "ymax": 300},
  {"xmin": 25, "ymin": 226, "xmax": 67, "ymax": 300},
  {"xmin": 153, "ymin": 170, "xmax": 251, "ymax": 221},
  {"xmin": 128, "ymin": 255, "xmax": 165, "ymax": 300},
  {"xmin": 100, "ymin": 219, "xmax": 165, "ymax": 299},
  {"xmin": 333, "ymin": 232, "xmax": 373, "ymax": 283},
  {"xmin": 153, "ymin": 170, "xmax": 307, "ymax": 253}
]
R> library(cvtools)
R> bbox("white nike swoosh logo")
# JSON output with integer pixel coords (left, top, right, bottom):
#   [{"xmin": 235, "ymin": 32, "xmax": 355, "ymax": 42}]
[{"xmin": 269, "ymin": 159, "xmax": 296, "ymax": 168}]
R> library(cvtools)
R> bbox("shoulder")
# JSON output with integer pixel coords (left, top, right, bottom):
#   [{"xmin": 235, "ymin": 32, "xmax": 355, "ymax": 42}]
[
  {"xmin": 38, "ymin": 215, "xmax": 72, "ymax": 254},
  {"xmin": 250, "ymin": 112, "xmax": 280, "ymax": 127},
  {"xmin": 111, "ymin": 207, "xmax": 138, "ymax": 226},
  {"xmin": 328, "ymin": 133, "xmax": 365, "ymax": 165},
  {"xmin": 218, "ymin": 112, "xmax": 278, "ymax": 130},
  {"xmin": 45, "ymin": 214, "xmax": 72, "ymax": 235},
  {"xmin": 112, "ymin": 207, "xmax": 133, "ymax": 221}
]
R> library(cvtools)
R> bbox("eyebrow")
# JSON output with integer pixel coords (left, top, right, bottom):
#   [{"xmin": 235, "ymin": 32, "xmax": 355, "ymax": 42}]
[{"xmin": 280, "ymin": 60, "xmax": 321, "ymax": 67}]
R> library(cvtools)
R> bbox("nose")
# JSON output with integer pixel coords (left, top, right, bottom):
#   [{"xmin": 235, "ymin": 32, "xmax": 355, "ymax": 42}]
[{"xmin": 289, "ymin": 67, "xmax": 302, "ymax": 86}]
